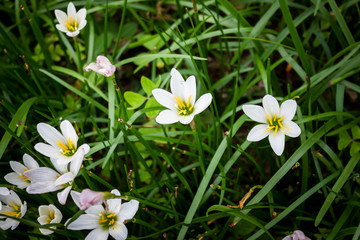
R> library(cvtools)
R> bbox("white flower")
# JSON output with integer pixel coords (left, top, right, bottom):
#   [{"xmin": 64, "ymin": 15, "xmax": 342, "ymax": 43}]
[
  {"xmin": 35, "ymin": 120, "xmax": 89, "ymax": 165},
  {"xmin": 4, "ymin": 154, "xmax": 39, "ymax": 189},
  {"xmin": 38, "ymin": 204, "xmax": 63, "ymax": 235},
  {"xmin": 79, "ymin": 189, "xmax": 105, "ymax": 210},
  {"xmin": 54, "ymin": 2, "xmax": 87, "ymax": 37},
  {"xmin": 0, "ymin": 190, "xmax": 27, "ymax": 230},
  {"xmin": 152, "ymin": 68, "xmax": 212, "ymax": 125},
  {"xmin": 85, "ymin": 56, "xmax": 116, "ymax": 77},
  {"xmin": 67, "ymin": 189, "xmax": 139, "ymax": 240},
  {"xmin": 0, "ymin": 187, "xmax": 10, "ymax": 211},
  {"xmin": 282, "ymin": 230, "xmax": 311, "ymax": 240},
  {"xmin": 24, "ymin": 144, "xmax": 90, "ymax": 205},
  {"xmin": 243, "ymin": 95, "xmax": 301, "ymax": 156}
]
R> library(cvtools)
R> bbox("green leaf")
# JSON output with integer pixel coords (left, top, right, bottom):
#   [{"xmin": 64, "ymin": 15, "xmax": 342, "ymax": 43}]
[
  {"xmin": 141, "ymin": 76, "xmax": 155, "ymax": 96},
  {"xmin": 144, "ymin": 97, "xmax": 161, "ymax": 118},
  {"xmin": 351, "ymin": 125, "xmax": 360, "ymax": 140},
  {"xmin": 124, "ymin": 91, "xmax": 147, "ymax": 109},
  {"xmin": 350, "ymin": 141, "xmax": 360, "ymax": 156},
  {"xmin": 338, "ymin": 130, "xmax": 352, "ymax": 150}
]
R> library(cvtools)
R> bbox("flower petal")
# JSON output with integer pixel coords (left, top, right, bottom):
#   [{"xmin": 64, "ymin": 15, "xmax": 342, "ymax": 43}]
[
  {"xmin": 155, "ymin": 109, "xmax": 180, "ymax": 124},
  {"xmin": 26, "ymin": 182, "xmax": 61, "ymax": 194},
  {"xmin": 170, "ymin": 68, "xmax": 186, "ymax": 99},
  {"xmin": 246, "ymin": 124, "xmax": 270, "ymax": 142},
  {"xmin": 57, "ymin": 186, "xmax": 72, "ymax": 205},
  {"xmin": 0, "ymin": 218, "xmax": 18, "ymax": 230},
  {"xmin": 85, "ymin": 62, "xmax": 101, "ymax": 73},
  {"xmin": 280, "ymin": 99, "xmax": 298, "ymax": 122},
  {"xmin": 23, "ymin": 154, "xmax": 39, "ymax": 169},
  {"xmin": 76, "ymin": 8, "xmax": 86, "ymax": 21},
  {"xmin": 77, "ymin": 20, "xmax": 87, "ymax": 31},
  {"xmin": 54, "ymin": 9, "xmax": 67, "ymax": 26},
  {"xmin": 55, "ymin": 172, "xmax": 74, "ymax": 186},
  {"xmin": 262, "ymin": 95, "xmax": 280, "ymax": 117},
  {"xmin": 60, "ymin": 120, "xmax": 78, "ymax": 148},
  {"xmin": 152, "ymin": 89, "xmax": 177, "ymax": 111},
  {"xmin": 35, "ymin": 143, "xmax": 63, "ymax": 159},
  {"xmin": 67, "ymin": 2, "xmax": 76, "ymax": 18},
  {"xmin": 193, "ymin": 93, "xmax": 212, "ymax": 115},
  {"xmin": 109, "ymin": 223, "xmax": 128, "ymax": 240},
  {"xmin": 0, "ymin": 187, "xmax": 9, "ymax": 195},
  {"xmin": 242, "ymin": 105, "xmax": 267, "ymax": 123},
  {"xmin": 283, "ymin": 121, "xmax": 301, "ymax": 138},
  {"xmin": 184, "ymin": 75, "xmax": 196, "ymax": 106},
  {"xmin": 67, "ymin": 30, "xmax": 79, "ymax": 37},
  {"xmin": 118, "ymin": 200, "xmax": 139, "ymax": 222},
  {"xmin": 268, "ymin": 131, "xmax": 285, "ymax": 156},
  {"xmin": 4, "ymin": 173, "xmax": 29, "ymax": 189},
  {"xmin": 24, "ymin": 167, "xmax": 59, "ymax": 182},
  {"xmin": 70, "ymin": 190, "xmax": 81, "ymax": 208},
  {"xmin": 85, "ymin": 205, "xmax": 105, "ymax": 215},
  {"xmin": 179, "ymin": 115, "xmax": 194, "ymax": 125},
  {"xmin": 37, "ymin": 122, "xmax": 66, "ymax": 147},
  {"xmin": 67, "ymin": 214, "xmax": 99, "ymax": 230},
  {"xmin": 70, "ymin": 144, "xmax": 89, "ymax": 175},
  {"xmin": 56, "ymin": 24, "xmax": 68, "ymax": 33},
  {"xmin": 85, "ymin": 228, "xmax": 109, "ymax": 240},
  {"xmin": 9, "ymin": 161, "xmax": 26, "ymax": 174}
]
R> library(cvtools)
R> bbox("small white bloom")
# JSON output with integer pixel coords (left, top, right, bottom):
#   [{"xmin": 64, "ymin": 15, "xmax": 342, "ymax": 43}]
[
  {"xmin": 4, "ymin": 154, "xmax": 39, "ymax": 189},
  {"xmin": 0, "ymin": 187, "xmax": 10, "ymax": 211},
  {"xmin": 67, "ymin": 189, "xmax": 139, "ymax": 240},
  {"xmin": 37, "ymin": 204, "xmax": 63, "ymax": 235},
  {"xmin": 54, "ymin": 2, "xmax": 87, "ymax": 37},
  {"xmin": 24, "ymin": 144, "xmax": 89, "ymax": 205},
  {"xmin": 243, "ymin": 95, "xmax": 301, "ymax": 156},
  {"xmin": 0, "ymin": 190, "xmax": 27, "ymax": 230},
  {"xmin": 152, "ymin": 68, "xmax": 212, "ymax": 125},
  {"xmin": 282, "ymin": 230, "xmax": 311, "ymax": 240},
  {"xmin": 35, "ymin": 120, "xmax": 89, "ymax": 165},
  {"xmin": 85, "ymin": 56, "xmax": 116, "ymax": 77}
]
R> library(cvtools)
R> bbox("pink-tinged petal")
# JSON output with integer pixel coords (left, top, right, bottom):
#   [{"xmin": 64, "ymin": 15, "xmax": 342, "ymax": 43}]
[
  {"xmin": 118, "ymin": 200, "xmax": 139, "ymax": 222},
  {"xmin": 179, "ymin": 115, "xmax": 194, "ymax": 125},
  {"xmin": 97, "ymin": 55, "xmax": 111, "ymax": 65},
  {"xmin": 242, "ymin": 105, "xmax": 267, "ymax": 123},
  {"xmin": 57, "ymin": 186, "xmax": 72, "ymax": 205},
  {"xmin": 193, "ymin": 93, "xmax": 212, "ymax": 115},
  {"xmin": 67, "ymin": 2, "xmax": 76, "ymax": 18},
  {"xmin": 184, "ymin": 75, "xmax": 196, "ymax": 106},
  {"xmin": 247, "ymin": 124, "xmax": 271, "ymax": 142},
  {"xmin": 262, "ymin": 95, "xmax": 280, "ymax": 118},
  {"xmin": 268, "ymin": 131, "xmax": 285, "ymax": 156},
  {"xmin": 283, "ymin": 121, "xmax": 301, "ymax": 138},
  {"xmin": 85, "ymin": 62, "xmax": 102, "ymax": 72},
  {"xmin": 76, "ymin": 8, "xmax": 86, "ymax": 21},
  {"xmin": 85, "ymin": 205, "xmax": 105, "ymax": 215},
  {"xmin": 70, "ymin": 144, "xmax": 90, "ymax": 175},
  {"xmin": 4, "ymin": 173, "xmax": 29, "ymax": 189},
  {"xmin": 35, "ymin": 143, "xmax": 63, "ymax": 159},
  {"xmin": 67, "ymin": 214, "xmax": 99, "ymax": 230},
  {"xmin": 79, "ymin": 189, "xmax": 105, "ymax": 210},
  {"xmin": 280, "ymin": 99, "xmax": 298, "ymax": 122},
  {"xmin": 70, "ymin": 190, "xmax": 81, "ymax": 208},
  {"xmin": 55, "ymin": 172, "xmax": 74, "ymax": 186},
  {"xmin": 54, "ymin": 9, "xmax": 67, "ymax": 26},
  {"xmin": 9, "ymin": 161, "xmax": 26, "ymax": 174},
  {"xmin": 56, "ymin": 24, "xmax": 68, "ymax": 33},
  {"xmin": 60, "ymin": 120, "xmax": 78, "ymax": 148},
  {"xmin": 24, "ymin": 167, "xmax": 59, "ymax": 182},
  {"xmin": 155, "ymin": 109, "xmax": 180, "ymax": 124},
  {"xmin": 170, "ymin": 68, "xmax": 186, "ymax": 99},
  {"xmin": 109, "ymin": 223, "xmax": 128, "ymax": 240},
  {"xmin": 152, "ymin": 89, "xmax": 177, "ymax": 110},
  {"xmin": 26, "ymin": 182, "xmax": 61, "ymax": 194},
  {"xmin": 85, "ymin": 228, "xmax": 109, "ymax": 240},
  {"xmin": 23, "ymin": 154, "xmax": 39, "ymax": 169},
  {"xmin": 37, "ymin": 122, "xmax": 66, "ymax": 147}
]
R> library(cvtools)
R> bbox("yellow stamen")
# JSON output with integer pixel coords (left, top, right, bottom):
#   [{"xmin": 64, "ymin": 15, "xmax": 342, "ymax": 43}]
[
  {"xmin": 70, "ymin": 16, "xmax": 73, "ymax": 25},
  {"xmin": 49, "ymin": 211, "xmax": 55, "ymax": 220},
  {"xmin": 186, "ymin": 96, "xmax": 191, "ymax": 107},
  {"xmin": 273, "ymin": 113, "xmax": 277, "ymax": 122},
  {"xmin": 57, "ymin": 140, "xmax": 68, "ymax": 151},
  {"xmin": 99, "ymin": 219, "xmax": 107, "ymax": 223},
  {"xmin": 47, "ymin": 217, "xmax": 52, "ymax": 222},
  {"xmin": 19, "ymin": 174, "xmax": 29, "ymax": 182},
  {"xmin": 174, "ymin": 96, "xmax": 185, "ymax": 108},
  {"xmin": 109, "ymin": 219, "xmax": 115, "ymax": 225},
  {"xmin": 274, "ymin": 125, "xmax": 278, "ymax": 136},
  {"xmin": 278, "ymin": 116, "xmax": 284, "ymax": 121},
  {"xmin": 189, "ymin": 106, "xmax": 194, "ymax": 112},
  {"xmin": 107, "ymin": 213, "xmax": 115, "ymax": 218},
  {"xmin": 74, "ymin": 18, "xmax": 78, "ymax": 28},
  {"xmin": 265, "ymin": 126, "xmax": 275, "ymax": 133},
  {"xmin": 9, "ymin": 201, "xmax": 19, "ymax": 211},
  {"xmin": 278, "ymin": 120, "xmax": 284, "ymax": 130},
  {"xmin": 265, "ymin": 113, "xmax": 273, "ymax": 125}
]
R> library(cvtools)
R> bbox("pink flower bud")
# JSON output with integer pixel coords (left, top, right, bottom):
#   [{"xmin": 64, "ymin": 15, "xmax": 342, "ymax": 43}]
[
  {"xmin": 84, "ymin": 56, "xmax": 116, "ymax": 77},
  {"xmin": 79, "ymin": 189, "xmax": 105, "ymax": 210}
]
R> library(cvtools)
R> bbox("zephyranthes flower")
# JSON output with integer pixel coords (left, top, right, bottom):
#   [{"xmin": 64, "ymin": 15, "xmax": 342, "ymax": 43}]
[
  {"xmin": 4, "ymin": 154, "xmax": 39, "ymax": 189},
  {"xmin": 282, "ymin": 230, "xmax": 310, "ymax": 240},
  {"xmin": 67, "ymin": 189, "xmax": 139, "ymax": 240},
  {"xmin": 35, "ymin": 120, "xmax": 89, "ymax": 165},
  {"xmin": 0, "ymin": 190, "xmax": 27, "ymax": 230},
  {"xmin": 79, "ymin": 189, "xmax": 106, "ymax": 210},
  {"xmin": 243, "ymin": 95, "xmax": 301, "ymax": 156},
  {"xmin": 152, "ymin": 68, "xmax": 212, "ymax": 124},
  {"xmin": 84, "ymin": 56, "xmax": 116, "ymax": 77},
  {"xmin": 54, "ymin": 2, "xmax": 87, "ymax": 37},
  {"xmin": 37, "ymin": 204, "xmax": 63, "ymax": 235}
]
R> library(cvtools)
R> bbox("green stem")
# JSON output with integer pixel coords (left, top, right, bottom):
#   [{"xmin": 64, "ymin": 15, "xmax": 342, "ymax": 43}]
[
  {"xmin": 108, "ymin": 75, "xmax": 116, "ymax": 140},
  {"xmin": 74, "ymin": 37, "xmax": 82, "ymax": 74}
]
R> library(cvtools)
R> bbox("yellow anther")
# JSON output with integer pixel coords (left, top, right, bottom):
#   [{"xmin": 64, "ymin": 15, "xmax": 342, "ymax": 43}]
[
  {"xmin": 70, "ymin": 16, "xmax": 73, "ymax": 25},
  {"xmin": 265, "ymin": 113, "xmax": 273, "ymax": 125},
  {"xmin": 273, "ymin": 113, "xmax": 277, "ymax": 122},
  {"xmin": 9, "ymin": 201, "xmax": 19, "ymax": 211},
  {"xmin": 189, "ymin": 106, "xmax": 194, "ymax": 112},
  {"xmin": 109, "ymin": 219, "xmax": 115, "ymax": 225},
  {"xmin": 186, "ymin": 96, "xmax": 191, "ymax": 107},
  {"xmin": 278, "ymin": 120, "xmax": 284, "ymax": 130},
  {"xmin": 47, "ymin": 217, "xmax": 52, "ymax": 222},
  {"xmin": 74, "ymin": 18, "xmax": 78, "ymax": 28},
  {"xmin": 265, "ymin": 126, "xmax": 275, "ymax": 133},
  {"xmin": 278, "ymin": 116, "xmax": 284, "ymax": 121},
  {"xmin": 107, "ymin": 213, "xmax": 115, "ymax": 218},
  {"xmin": 274, "ymin": 125, "xmax": 278, "ymax": 136},
  {"xmin": 19, "ymin": 174, "xmax": 29, "ymax": 182},
  {"xmin": 99, "ymin": 219, "xmax": 107, "ymax": 223},
  {"xmin": 174, "ymin": 96, "xmax": 185, "ymax": 108},
  {"xmin": 49, "ymin": 211, "xmax": 55, "ymax": 220}
]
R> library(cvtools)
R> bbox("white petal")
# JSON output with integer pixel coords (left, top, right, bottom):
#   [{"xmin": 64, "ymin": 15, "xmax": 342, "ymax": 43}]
[
  {"xmin": 111, "ymin": 189, "xmax": 121, "ymax": 197},
  {"xmin": 60, "ymin": 120, "xmax": 78, "ymax": 148},
  {"xmin": 39, "ymin": 228, "xmax": 54, "ymax": 235},
  {"xmin": 262, "ymin": 95, "xmax": 280, "ymax": 117},
  {"xmin": 70, "ymin": 190, "xmax": 81, "ymax": 208},
  {"xmin": 4, "ymin": 173, "xmax": 29, "ymax": 189},
  {"xmin": 76, "ymin": 8, "xmax": 86, "ymax": 21},
  {"xmin": 38, "ymin": 205, "xmax": 50, "ymax": 217},
  {"xmin": 23, "ymin": 154, "xmax": 39, "ymax": 169},
  {"xmin": 179, "ymin": 115, "xmax": 194, "ymax": 125},
  {"xmin": 85, "ymin": 205, "xmax": 105, "ymax": 215},
  {"xmin": 37, "ymin": 122, "xmax": 66, "ymax": 147},
  {"xmin": 170, "ymin": 68, "xmax": 185, "ymax": 99},
  {"xmin": 107, "ymin": 198, "xmax": 122, "ymax": 215},
  {"xmin": 67, "ymin": 2, "xmax": 76, "ymax": 18},
  {"xmin": 54, "ymin": 9, "xmax": 67, "ymax": 26},
  {"xmin": 35, "ymin": 143, "xmax": 63, "ymax": 159},
  {"xmin": 26, "ymin": 182, "xmax": 61, "ymax": 194},
  {"xmin": 57, "ymin": 186, "xmax": 72, "ymax": 205},
  {"xmin": 268, "ymin": 131, "xmax": 285, "ymax": 156},
  {"xmin": 283, "ymin": 121, "xmax": 301, "ymax": 138},
  {"xmin": 0, "ymin": 218, "xmax": 18, "ymax": 230},
  {"xmin": 9, "ymin": 161, "xmax": 26, "ymax": 174},
  {"xmin": 0, "ymin": 187, "xmax": 10, "ymax": 195},
  {"xmin": 85, "ymin": 62, "xmax": 101, "ymax": 72},
  {"xmin": 70, "ymin": 144, "xmax": 90, "ymax": 175},
  {"xmin": 280, "ymin": 99, "xmax": 298, "ymax": 122},
  {"xmin": 67, "ymin": 214, "xmax": 99, "ymax": 230},
  {"xmin": 67, "ymin": 30, "xmax": 79, "ymax": 37},
  {"xmin": 118, "ymin": 200, "xmax": 139, "ymax": 222},
  {"xmin": 242, "ymin": 105, "xmax": 267, "ymax": 123},
  {"xmin": 24, "ymin": 167, "xmax": 59, "ymax": 182},
  {"xmin": 50, "ymin": 157, "xmax": 68, "ymax": 174},
  {"xmin": 38, "ymin": 215, "xmax": 50, "ymax": 225},
  {"xmin": 184, "ymin": 75, "xmax": 196, "ymax": 106},
  {"xmin": 155, "ymin": 110, "xmax": 180, "ymax": 124},
  {"xmin": 109, "ymin": 223, "xmax": 128, "ymax": 240},
  {"xmin": 97, "ymin": 55, "xmax": 111, "ymax": 65},
  {"xmin": 56, "ymin": 24, "xmax": 68, "ymax": 33},
  {"xmin": 152, "ymin": 89, "xmax": 177, "ymax": 111},
  {"xmin": 193, "ymin": 93, "xmax": 212, "ymax": 115},
  {"xmin": 77, "ymin": 20, "xmax": 87, "ymax": 31},
  {"xmin": 20, "ymin": 201, "xmax": 27, "ymax": 218},
  {"xmin": 55, "ymin": 172, "xmax": 74, "ymax": 186},
  {"xmin": 85, "ymin": 228, "xmax": 109, "ymax": 240},
  {"xmin": 247, "ymin": 124, "xmax": 271, "ymax": 142}
]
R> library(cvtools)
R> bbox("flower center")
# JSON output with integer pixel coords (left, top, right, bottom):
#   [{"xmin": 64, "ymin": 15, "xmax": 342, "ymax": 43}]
[
  {"xmin": 174, "ymin": 96, "xmax": 194, "ymax": 116},
  {"xmin": 66, "ymin": 16, "xmax": 78, "ymax": 32},
  {"xmin": 57, "ymin": 138, "xmax": 76, "ymax": 157},
  {"xmin": 47, "ymin": 211, "xmax": 55, "ymax": 223},
  {"xmin": 265, "ymin": 113, "xmax": 285, "ymax": 136},
  {"xmin": 19, "ymin": 168, "xmax": 30, "ymax": 182},
  {"xmin": 98, "ymin": 212, "xmax": 117, "ymax": 229},
  {"xmin": 2, "ymin": 201, "xmax": 22, "ymax": 218}
]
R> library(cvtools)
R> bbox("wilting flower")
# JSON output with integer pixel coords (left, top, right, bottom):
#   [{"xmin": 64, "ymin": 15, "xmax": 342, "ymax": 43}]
[
  {"xmin": 38, "ymin": 204, "xmax": 63, "ymax": 235},
  {"xmin": 152, "ymin": 68, "xmax": 212, "ymax": 125},
  {"xmin": 282, "ymin": 230, "xmax": 310, "ymax": 240},
  {"xmin": 35, "ymin": 120, "xmax": 89, "ymax": 165},
  {"xmin": 79, "ymin": 189, "xmax": 106, "ymax": 210},
  {"xmin": 54, "ymin": 2, "xmax": 87, "ymax": 37},
  {"xmin": 243, "ymin": 95, "xmax": 301, "ymax": 156},
  {"xmin": 67, "ymin": 189, "xmax": 139, "ymax": 240},
  {"xmin": 84, "ymin": 56, "xmax": 116, "ymax": 77},
  {"xmin": 24, "ymin": 144, "xmax": 89, "ymax": 205},
  {"xmin": 4, "ymin": 154, "xmax": 39, "ymax": 189},
  {"xmin": 0, "ymin": 190, "xmax": 27, "ymax": 230}
]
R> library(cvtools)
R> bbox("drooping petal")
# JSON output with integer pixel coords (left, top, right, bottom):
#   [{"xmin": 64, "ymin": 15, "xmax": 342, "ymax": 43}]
[
  {"xmin": 247, "ymin": 124, "xmax": 270, "ymax": 142},
  {"xmin": 67, "ymin": 2, "xmax": 77, "ymax": 18},
  {"xmin": 193, "ymin": 93, "xmax": 212, "ymax": 115},
  {"xmin": 184, "ymin": 75, "xmax": 196, "ymax": 106},
  {"xmin": 35, "ymin": 143, "xmax": 64, "ymax": 159},
  {"xmin": 280, "ymin": 99, "xmax": 298, "ymax": 122},
  {"xmin": 24, "ymin": 167, "xmax": 59, "ymax": 182},
  {"xmin": 9, "ymin": 161, "xmax": 26, "ymax": 174},
  {"xmin": 118, "ymin": 200, "xmax": 139, "ymax": 222},
  {"xmin": 283, "ymin": 121, "xmax": 301, "ymax": 138},
  {"xmin": 23, "ymin": 154, "xmax": 39, "ymax": 169},
  {"xmin": 26, "ymin": 182, "xmax": 61, "ymax": 194},
  {"xmin": 4, "ymin": 173, "xmax": 29, "ymax": 189},
  {"xmin": 109, "ymin": 223, "xmax": 128, "ymax": 240},
  {"xmin": 76, "ymin": 8, "xmax": 86, "ymax": 21},
  {"xmin": 170, "ymin": 68, "xmax": 186, "ymax": 99},
  {"xmin": 85, "ymin": 228, "xmax": 109, "ymax": 240},
  {"xmin": 57, "ymin": 186, "xmax": 72, "ymax": 205},
  {"xmin": 37, "ymin": 122, "xmax": 66, "ymax": 147},
  {"xmin": 67, "ymin": 214, "xmax": 99, "ymax": 230},
  {"xmin": 54, "ymin": 9, "xmax": 67, "ymax": 26},
  {"xmin": 268, "ymin": 131, "xmax": 285, "ymax": 156},
  {"xmin": 85, "ymin": 62, "xmax": 102, "ymax": 73},
  {"xmin": 155, "ymin": 109, "xmax": 180, "ymax": 124},
  {"xmin": 60, "ymin": 120, "xmax": 78, "ymax": 148},
  {"xmin": 55, "ymin": 172, "xmax": 74, "ymax": 186},
  {"xmin": 152, "ymin": 89, "xmax": 177, "ymax": 111},
  {"xmin": 262, "ymin": 95, "xmax": 280, "ymax": 118},
  {"xmin": 70, "ymin": 190, "xmax": 81, "ymax": 208},
  {"xmin": 242, "ymin": 105, "xmax": 267, "ymax": 123},
  {"xmin": 179, "ymin": 115, "xmax": 194, "ymax": 125},
  {"xmin": 70, "ymin": 144, "xmax": 90, "ymax": 175}
]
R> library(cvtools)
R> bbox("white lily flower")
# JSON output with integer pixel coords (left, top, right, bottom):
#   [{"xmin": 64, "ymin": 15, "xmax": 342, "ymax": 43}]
[
  {"xmin": 54, "ymin": 2, "xmax": 87, "ymax": 37},
  {"xmin": 4, "ymin": 154, "xmax": 39, "ymax": 189},
  {"xmin": 67, "ymin": 189, "xmax": 139, "ymax": 240},
  {"xmin": 243, "ymin": 95, "xmax": 301, "ymax": 156},
  {"xmin": 152, "ymin": 68, "xmax": 212, "ymax": 125},
  {"xmin": 24, "ymin": 144, "xmax": 90, "ymax": 205},
  {"xmin": 35, "ymin": 120, "xmax": 89, "ymax": 165},
  {"xmin": 38, "ymin": 204, "xmax": 63, "ymax": 235},
  {"xmin": 0, "ymin": 190, "xmax": 27, "ymax": 230},
  {"xmin": 282, "ymin": 230, "xmax": 311, "ymax": 240},
  {"xmin": 85, "ymin": 56, "xmax": 116, "ymax": 77},
  {"xmin": 0, "ymin": 187, "xmax": 10, "ymax": 211}
]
